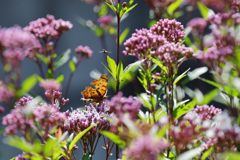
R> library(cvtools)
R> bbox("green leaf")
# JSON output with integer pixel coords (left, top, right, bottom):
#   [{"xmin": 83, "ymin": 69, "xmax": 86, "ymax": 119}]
[
  {"xmin": 69, "ymin": 125, "xmax": 94, "ymax": 151},
  {"xmin": 101, "ymin": 131, "xmax": 126, "ymax": 148},
  {"xmin": 68, "ymin": 60, "xmax": 76, "ymax": 73},
  {"xmin": 199, "ymin": 77, "xmax": 240, "ymax": 97},
  {"xmin": 94, "ymin": 26, "xmax": 104, "ymax": 37},
  {"xmin": 223, "ymin": 152, "xmax": 240, "ymax": 160},
  {"xmin": 36, "ymin": 54, "xmax": 49, "ymax": 64},
  {"xmin": 54, "ymin": 49, "xmax": 71, "ymax": 69},
  {"xmin": 119, "ymin": 60, "xmax": 142, "ymax": 89},
  {"xmin": 149, "ymin": 56, "xmax": 168, "ymax": 74},
  {"xmin": 197, "ymin": 89, "xmax": 219, "ymax": 105},
  {"xmin": 174, "ymin": 68, "xmax": 190, "ymax": 85},
  {"xmin": 139, "ymin": 94, "xmax": 152, "ymax": 110},
  {"xmin": 201, "ymin": 147, "xmax": 213, "ymax": 160},
  {"xmin": 117, "ymin": 61, "xmax": 124, "ymax": 81},
  {"xmin": 167, "ymin": 0, "xmax": 183, "ymax": 15},
  {"xmin": 173, "ymin": 99, "xmax": 197, "ymax": 119},
  {"xmin": 156, "ymin": 124, "xmax": 168, "ymax": 138},
  {"xmin": 7, "ymin": 136, "xmax": 34, "ymax": 152},
  {"xmin": 106, "ymin": 56, "xmax": 117, "ymax": 79},
  {"xmin": 197, "ymin": 2, "xmax": 213, "ymax": 19},
  {"xmin": 120, "ymin": 28, "xmax": 129, "ymax": 45},
  {"xmin": 174, "ymin": 89, "xmax": 219, "ymax": 119},
  {"xmin": 17, "ymin": 75, "xmax": 37, "ymax": 97},
  {"xmin": 120, "ymin": 3, "xmax": 138, "ymax": 18},
  {"xmin": 188, "ymin": 67, "xmax": 208, "ymax": 80},
  {"xmin": 56, "ymin": 74, "xmax": 64, "ymax": 83},
  {"xmin": 98, "ymin": 4, "xmax": 108, "ymax": 16},
  {"xmin": 105, "ymin": 2, "xmax": 117, "ymax": 12}
]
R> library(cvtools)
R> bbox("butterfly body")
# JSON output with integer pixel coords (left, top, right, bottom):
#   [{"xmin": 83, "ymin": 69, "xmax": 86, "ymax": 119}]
[{"xmin": 81, "ymin": 74, "xmax": 108, "ymax": 102}]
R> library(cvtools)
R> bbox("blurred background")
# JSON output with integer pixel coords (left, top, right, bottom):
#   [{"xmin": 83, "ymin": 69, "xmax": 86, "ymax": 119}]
[{"xmin": 0, "ymin": 0, "xmax": 211, "ymax": 159}]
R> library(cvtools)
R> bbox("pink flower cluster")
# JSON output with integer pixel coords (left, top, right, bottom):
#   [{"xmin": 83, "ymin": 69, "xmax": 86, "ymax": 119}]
[
  {"xmin": 203, "ymin": 112, "xmax": 240, "ymax": 151},
  {"xmin": 40, "ymin": 79, "xmax": 69, "ymax": 106},
  {"xmin": 184, "ymin": 105, "xmax": 222, "ymax": 121},
  {"xmin": 150, "ymin": 19, "xmax": 184, "ymax": 43},
  {"xmin": 75, "ymin": 45, "xmax": 93, "ymax": 59},
  {"xmin": 64, "ymin": 104, "xmax": 110, "ymax": 133},
  {"xmin": 107, "ymin": 92, "xmax": 141, "ymax": 120},
  {"xmin": 0, "ymin": 81, "xmax": 14, "ymax": 102},
  {"xmin": 196, "ymin": 12, "xmax": 240, "ymax": 63},
  {"xmin": 156, "ymin": 42, "xmax": 193, "ymax": 63},
  {"xmin": 24, "ymin": 15, "xmax": 72, "ymax": 41},
  {"xmin": 2, "ymin": 96, "xmax": 67, "ymax": 137},
  {"xmin": 124, "ymin": 135, "xmax": 168, "ymax": 160},
  {"xmin": 0, "ymin": 26, "xmax": 40, "ymax": 65},
  {"xmin": 123, "ymin": 19, "xmax": 193, "ymax": 65},
  {"xmin": 187, "ymin": 18, "xmax": 207, "ymax": 35},
  {"xmin": 171, "ymin": 105, "xmax": 222, "ymax": 152},
  {"xmin": 97, "ymin": 15, "xmax": 113, "ymax": 27},
  {"xmin": 40, "ymin": 79, "xmax": 61, "ymax": 91}
]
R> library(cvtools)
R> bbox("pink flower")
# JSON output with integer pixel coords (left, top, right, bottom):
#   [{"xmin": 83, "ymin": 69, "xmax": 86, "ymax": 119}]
[
  {"xmin": 2, "ymin": 97, "xmax": 67, "ymax": 137},
  {"xmin": 98, "ymin": 15, "xmax": 113, "ymax": 27},
  {"xmin": 40, "ymin": 79, "xmax": 61, "ymax": 91},
  {"xmin": 150, "ymin": 19, "xmax": 184, "ymax": 43},
  {"xmin": 0, "ymin": 106, "xmax": 5, "ymax": 114},
  {"xmin": 107, "ymin": 92, "xmax": 141, "ymax": 120},
  {"xmin": 187, "ymin": 18, "xmax": 207, "ymax": 35},
  {"xmin": 124, "ymin": 135, "xmax": 168, "ymax": 160},
  {"xmin": 0, "ymin": 26, "xmax": 41, "ymax": 65},
  {"xmin": 25, "ymin": 15, "xmax": 72, "ymax": 41},
  {"xmin": 0, "ymin": 81, "xmax": 14, "ymax": 102},
  {"xmin": 75, "ymin": 45, "xmax": 93, "ymax": 58}
]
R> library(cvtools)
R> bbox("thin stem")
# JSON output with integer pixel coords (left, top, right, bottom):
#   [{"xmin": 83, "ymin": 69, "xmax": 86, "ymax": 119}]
[{"xmin": 115, "ymin": 0, "xmax": 121, "ymax": 93}]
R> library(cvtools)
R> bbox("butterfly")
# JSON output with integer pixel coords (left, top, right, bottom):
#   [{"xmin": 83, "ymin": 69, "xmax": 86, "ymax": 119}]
[{"xmin": 81, "ymin": 74, "xmax": 108, "ymax": 102}]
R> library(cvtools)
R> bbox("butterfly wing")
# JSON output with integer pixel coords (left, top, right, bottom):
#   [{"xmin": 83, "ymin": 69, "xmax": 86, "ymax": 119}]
[
  {"xmin": 81, "ymin": 74, "xmax": 108, "ymax": 102},
  {"xmin": 91, "ymin": 75, "xmax": 108, "ymax": 97}
]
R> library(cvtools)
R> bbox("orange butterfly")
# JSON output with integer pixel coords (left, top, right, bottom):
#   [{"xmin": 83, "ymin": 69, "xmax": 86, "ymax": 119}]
[{"xmin": 81, "ymin": 74, "xmax": 108, "ymax": 102}]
